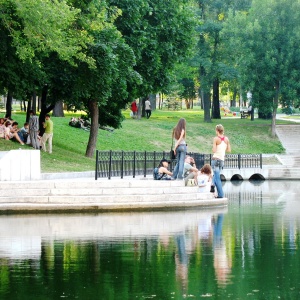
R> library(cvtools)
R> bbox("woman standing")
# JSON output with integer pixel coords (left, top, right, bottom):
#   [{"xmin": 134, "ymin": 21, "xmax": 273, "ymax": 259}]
[
  {"xmin": 172, "ymin": 118, "xmax": 187, "ymax": 180},
  {"xmin": 212, "ymin": 124, "xmax": 231, "ymax": 198}
]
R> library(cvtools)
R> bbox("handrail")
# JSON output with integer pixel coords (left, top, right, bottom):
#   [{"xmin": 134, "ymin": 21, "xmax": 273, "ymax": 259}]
[{"xmin": 95, "ymin": 151, "xmax": 262, "ymax": 180}]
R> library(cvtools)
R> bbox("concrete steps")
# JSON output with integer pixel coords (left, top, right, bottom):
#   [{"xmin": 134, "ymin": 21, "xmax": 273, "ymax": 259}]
[
  {"xmin": 0, "ymin": 179, "xmax": 227, "ymax": 212},
  {"xmin": 276, "ymin": 155, "xmax": 300, "ymax": 167},
  {"xmin": 276, "ymin": 125, "xmax": 300, "ymax": 154},
  {"xmin": 268, "ymin": 167, "xmax": 300, "ymax": 179}
]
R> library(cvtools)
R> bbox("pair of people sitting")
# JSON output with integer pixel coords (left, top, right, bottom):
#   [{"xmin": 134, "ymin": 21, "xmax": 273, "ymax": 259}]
[
  {"xmin": 183, "ymin": 156, "xmax": 213, "ymax": 191},
  {"xmin": 153, "ymin": 156, "xmax": 213, "ymax": 193},
  {"xmin": 2, "ymin": 120, "xmax": 25, "ymax": 145}
]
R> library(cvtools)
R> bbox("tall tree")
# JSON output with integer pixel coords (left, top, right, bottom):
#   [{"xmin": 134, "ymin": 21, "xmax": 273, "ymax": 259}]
[
  {"xmin": 195, "ymin": 0, "xmax": 252, "ymax": 122},
  {"xmin": 109, "ymin": 0, "xmax": 197, "ymax": 115},
  {"xmin": 223, "ymin": 0, "xmax": 300, "ymax": 136}
]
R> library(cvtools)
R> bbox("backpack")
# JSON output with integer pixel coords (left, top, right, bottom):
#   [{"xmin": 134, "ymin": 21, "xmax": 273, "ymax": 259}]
[{"xmin": 153, "ymin": 167, "xmax": 161, "ymax": 180}]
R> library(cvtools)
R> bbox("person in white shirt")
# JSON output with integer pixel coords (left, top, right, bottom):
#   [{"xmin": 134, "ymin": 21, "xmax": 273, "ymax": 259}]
[
  {"xmin": 145, "ymin": 98, "xmax": 151, "ymax": 119},
  {"xmin": 197, "ymin": 164, "xmax": 213, "ymax": 193}
]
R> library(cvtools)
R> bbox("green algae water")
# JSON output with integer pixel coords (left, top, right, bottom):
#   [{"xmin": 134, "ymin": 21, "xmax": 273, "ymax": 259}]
[{"xmin": 0, "ymin": 180, "xmax": 299, "ymax": 299}]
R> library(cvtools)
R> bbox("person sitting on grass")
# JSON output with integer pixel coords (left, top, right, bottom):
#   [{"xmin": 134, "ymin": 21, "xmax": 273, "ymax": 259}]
[
  {"xmin": 0, "ymin": 118, "xmax": 5, "ymax": 139},
  {"xmin": 4, "ymin": 121, "xmax": 25, "ymax": 145},
  {"xmin": 19, "ymin": 122, "xmax": 29, "ymax": 143}
]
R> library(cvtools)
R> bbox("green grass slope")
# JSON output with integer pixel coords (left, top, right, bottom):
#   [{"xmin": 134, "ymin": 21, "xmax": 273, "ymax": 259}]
[{"xmin": 0, "ymin": 109, "xmax": 290, "ymax": 173}]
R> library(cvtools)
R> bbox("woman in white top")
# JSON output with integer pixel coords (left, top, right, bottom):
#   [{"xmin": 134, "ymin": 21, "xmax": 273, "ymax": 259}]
[
  {"xmin": 171, "ymin": 118, "xmax": 187, "ymax": 180},
  {"xmin": 197, "ymin": 164, "xmax": 213, "ymax": 193},
  {"xmin": 212, "ymin": 124, "xmax": 231, "ymax": 198}
]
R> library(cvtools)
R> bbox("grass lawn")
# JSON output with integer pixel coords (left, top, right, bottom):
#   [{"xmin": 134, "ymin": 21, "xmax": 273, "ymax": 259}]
[{"xmin": 0, "ymin": 109, "xmax": 293, "ymax": 173}]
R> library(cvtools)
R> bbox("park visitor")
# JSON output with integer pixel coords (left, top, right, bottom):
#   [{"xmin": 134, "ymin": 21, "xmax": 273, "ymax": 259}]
[
  {"xmin": 130, "ymin": 100, "xmax": 138, "ymax": 119},
  {"xmin": 145, "ymin": 98, "xmax": 151, "ymax": 119},
  {"xmin": 171, "ymin": 118, "xmax": 187, "ymax": 180},
  {"xmin": 41, "ymin": 114, "xmax": 53, "ymax": 154},
  {"xmin": 197, "ymin": 164, "xmax": 213, "ymax": 193},
  {"xmin": 153, "ymin": 158, "xmax": 173, "ymax": 180},
  {"xmin": 29, "ymin": 110, "xmax": 40, "ymax": 149},
  {"xmin": 211, "ymin": 124, "xmax": 231, "ymax": 198},
  {"xmin": 183, "ymin": 156, "xmax": 198, "ymax": 186}
]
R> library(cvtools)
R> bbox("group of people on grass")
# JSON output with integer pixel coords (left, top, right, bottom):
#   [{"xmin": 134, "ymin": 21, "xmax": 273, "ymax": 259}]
[
  {"xmin": 154, "ymin": 118, "xmax": 231, "ymax": 198},
  {"xmin": 0, "ymin": 110, "xmax": 53, "ymax": 153}
]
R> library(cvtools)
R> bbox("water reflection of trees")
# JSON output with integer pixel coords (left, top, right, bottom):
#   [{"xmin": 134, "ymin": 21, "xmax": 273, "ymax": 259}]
[{"xmin": 0, "ymin": 181, "xmax": 300, "ymax": 298}]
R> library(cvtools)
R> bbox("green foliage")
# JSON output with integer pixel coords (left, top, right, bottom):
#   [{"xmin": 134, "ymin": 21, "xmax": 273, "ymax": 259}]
[
  {"xmin": 222, "ymin": 0, "xmax": 300, "ymax": 117},
  {"xmin": 109, "ymin": 0, "xmax": 197, "ymax": 97},
  {"xmin": 1, "ymin": 0, "xmax": 93, "ymax": 64}
]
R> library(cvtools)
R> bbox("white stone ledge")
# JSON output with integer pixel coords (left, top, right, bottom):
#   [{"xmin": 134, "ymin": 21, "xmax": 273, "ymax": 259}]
[{"xmin": 0, "ymin": 150, "xmax": 40, "ymax": 181}]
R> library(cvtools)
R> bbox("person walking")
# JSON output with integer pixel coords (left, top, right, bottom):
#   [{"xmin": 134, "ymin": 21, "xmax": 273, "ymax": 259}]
[
  {"xmin": 171, "ymin": 118, "xmax": 187, "ymax": 180},
  {"xmin": 41, "ymin": 114, "xmax": 53, "ymax": 154},
  {"xmin": 29, "ymin": 110, "xmax": 39, "ymax": 149},
  {"xmin": 145, "ymin": 98, "xmax": 152, "ymax": 119},
  {"xmin": 130, "ymin": 100, "xmax": 138, "ymax": 119},
  {"xmin": 211, "ymin": 124, "xmax": 231, "ymax": 198}
]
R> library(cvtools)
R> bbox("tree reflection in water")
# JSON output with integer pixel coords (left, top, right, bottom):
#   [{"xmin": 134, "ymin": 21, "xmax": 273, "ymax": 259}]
[{"xmin": 0, "ymin": 180, "xmax": 299, "ymax": 299}]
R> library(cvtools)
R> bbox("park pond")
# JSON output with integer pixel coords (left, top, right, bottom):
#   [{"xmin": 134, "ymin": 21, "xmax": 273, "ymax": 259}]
[{"xmin": 0, "ymin": 180, "xmax": 299, "ymax": 299}]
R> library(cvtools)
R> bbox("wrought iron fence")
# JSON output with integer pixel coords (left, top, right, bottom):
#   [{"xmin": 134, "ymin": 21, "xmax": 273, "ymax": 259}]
[{"xmin": 95, "ymin": 151, "xmax": 262, "ymax": 180}]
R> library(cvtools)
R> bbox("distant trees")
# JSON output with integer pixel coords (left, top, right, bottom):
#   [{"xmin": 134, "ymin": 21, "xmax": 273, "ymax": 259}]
[{"xmin": 223, "ymin": 0, "xmax": 300, "ymax": 135}]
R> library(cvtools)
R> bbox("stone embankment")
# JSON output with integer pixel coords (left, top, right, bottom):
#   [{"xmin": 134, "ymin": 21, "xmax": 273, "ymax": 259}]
[{"xmin": 0, "ymin": 178, "xmax": 227, "ymax": 213}]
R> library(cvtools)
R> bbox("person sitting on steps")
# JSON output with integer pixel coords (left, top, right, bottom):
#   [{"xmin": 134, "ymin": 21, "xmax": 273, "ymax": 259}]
[{"xmin": 154, "ymin": 159, "xmax": 173, "ymax": 180}]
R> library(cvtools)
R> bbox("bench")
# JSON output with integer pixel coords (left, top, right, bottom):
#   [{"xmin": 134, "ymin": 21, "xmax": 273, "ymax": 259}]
[{"xmin": 240, "ymin": 109, "xmax": 250, "ymax": 118}]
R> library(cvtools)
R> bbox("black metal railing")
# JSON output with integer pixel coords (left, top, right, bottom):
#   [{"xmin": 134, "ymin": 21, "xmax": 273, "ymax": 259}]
[{"xmin": 95, "ymin": 151, "xmax": 262, "ymax": 180}]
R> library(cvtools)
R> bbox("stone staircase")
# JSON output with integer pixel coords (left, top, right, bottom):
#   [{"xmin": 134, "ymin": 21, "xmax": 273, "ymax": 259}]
[
  {"xmin": 276, "ymin": 125, "xmax": 300, "ymax": 154},
  {"xmin": 276, "ymin": 125, "xmax": 300, "ymax": 168},
  {"xmin": 0, "ymin": 179, "xmax": 227, "ymax": 212}
]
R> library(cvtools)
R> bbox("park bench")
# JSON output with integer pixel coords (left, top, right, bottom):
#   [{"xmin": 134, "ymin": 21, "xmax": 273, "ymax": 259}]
[{"xmin": 240, "ymin": 108, "xmax": 249, "ymax": 119}]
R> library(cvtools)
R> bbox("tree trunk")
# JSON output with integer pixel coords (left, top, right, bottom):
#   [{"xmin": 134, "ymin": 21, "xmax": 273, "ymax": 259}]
[
  {"xmin": 203, "ymin": 91, "xmax": 211, "ymax": 122},
  {"xmin": 185, "ymin": 99, "xmax": 190, "ymax": 109},
  {"xmin": 5, "ymin": 91, "xmax": 12, "ymax": 119},
  {"xmin": 212, "ymin": 78, "xmax": 221, "ymax": 119},
  {"xmin": 85, "ymin": 100, "xmax": 99, "ymax": 158},
  {"xmin": 53, "ymin": 100, "xmax": 65, "ymax": 117},
  {"xmin": 26, "ymin": 95, "xmax": 32, "ymax": 123},
  {"xmin": 149, "ymin": 94, "xmax": 156, "ymax": 110},
  {"xmin": 39, "ymin": 85, "xmax": 55, "ymax": 136},
  {"xmin": 232, "ymin": 89, "xmax": 237, "ymax": 107},
  {"xmin": 32, "ymin": 92, "xmax": 37, "ymax": 113},
  {"xmin": 271, "ymin": 81, "xmax": 281, "ymax": 137},
  {"xmin": 141, "ymin": 97, "xmax": 146, "ymax": 117},
  {"xmin": 199, "ymin": 62, "xmax": 211, "ymax": 122}
]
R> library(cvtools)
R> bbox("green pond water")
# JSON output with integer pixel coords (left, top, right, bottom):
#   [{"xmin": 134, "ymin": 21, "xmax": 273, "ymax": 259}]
[{"xmin": 0, "ymin": 180, "xmax": 299, "ymax": 299}]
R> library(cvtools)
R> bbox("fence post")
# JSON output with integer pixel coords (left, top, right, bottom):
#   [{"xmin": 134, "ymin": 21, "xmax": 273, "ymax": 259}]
[
  {"xmin": 95, "ymin": 150, "xmax": 99, "ymax": 180},
  {"xmin": 154, "ymin": 151, "xmax": 156, "ymax": 168},
  {"xmin": 121, "ymin": 151, "xmax": 124, "ymax": 179},
  {"xmin": 144, "ymin": 151, "xmax": 147, "ymax": 177},
  {"xmin": 260, "ymin": 154, "xmax": 262, "ymax": 169},
  {"xmin": 238, "ymin": 154, "xmax": 241, "ymax": 169},
  {"xmin": 108, "ymin": 150, "xmax": 112, "ymax": 180},
  {"xmin": 133, "ymin": 151, "xmax": 136, "ymax": 178}
]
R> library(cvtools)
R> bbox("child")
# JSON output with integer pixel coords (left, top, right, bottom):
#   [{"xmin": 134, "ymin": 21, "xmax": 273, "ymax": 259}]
[
  {"xmin": 197, "ymin": 164, "xmax": 213, "ymax": 193},
  {"xmin": 19, "ymin": 122, "xmax": 29, "ymax": 143}
]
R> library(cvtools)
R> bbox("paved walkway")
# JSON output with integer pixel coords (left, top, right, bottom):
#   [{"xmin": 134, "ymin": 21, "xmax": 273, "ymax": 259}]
[{"xmin": 276, "ymin": 114, "xmax": 300, "ymax": 166}]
